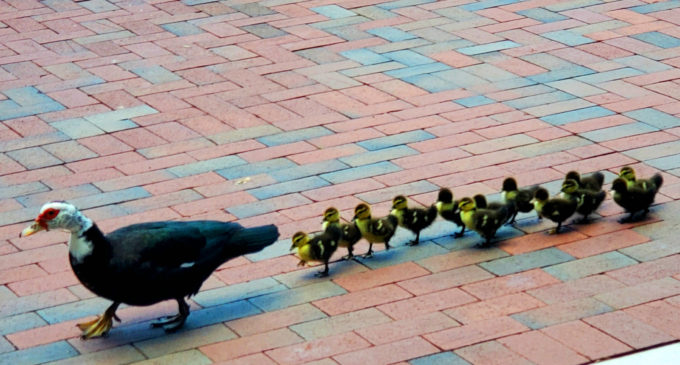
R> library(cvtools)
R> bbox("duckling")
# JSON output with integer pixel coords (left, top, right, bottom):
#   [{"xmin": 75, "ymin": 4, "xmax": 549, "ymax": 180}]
[
  {"xmin": 501, "ymin": 177, "xmax": 539, "ymax": 224},
  {"xmin": 565, "ymin": 170, "xmax": 604, "ymax": 192},
  {"xmin": 391, "ymin": 195, "xmax": 437, "ymax": 246},
  {"xmin": 561, "ymin": 178, "xmax": 605, "ymax": 223},
  {"xmin": 612, "ymin": 173, "xmax": 663, "ymax": 223},
  {"xmin": 532, "ymin": 187, "xmax": 577, "ymax": 234},
  {"xmin": 618, "ymin": 166, "xmax": 637, "ymax": 188},
  {"xmin": 458, "ymin": 196, "xmax": 509, "ymax": 247},
  {"xmin": 353, "ymin": 203, "xmax": 398, "ymax": 258},
  {"xmin": 322, "ymin": 207, "xmax": 362, "ymax": 260},
  {"xmin": 473, "ymin": 194, "xmax": 509, "ymax": 212},
  {"xmin": 290, "ymin": 226, "xmax": 342, "ymax": 277},
  {"xmin": 435, "ymin": 188, "xmax": 465, "ymax": 237}
]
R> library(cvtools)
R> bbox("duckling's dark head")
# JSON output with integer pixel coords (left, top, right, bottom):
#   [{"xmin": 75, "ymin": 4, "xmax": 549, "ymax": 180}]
[
  {"xmin": 502, "ymin": 177, "xmax": 518, "ymax": 192},
  {"xmin": 392, "ymin": 195, "xmax": 408, "ymax": 210},
  {"xmin": 533, "ymin": 187, "xmax": 549, "ymax": 202},
  {"xmin": 611, "ymin": 178, "xmax": 628, "ymax": 193},
  {"xmin": 354, "ymin": 203, "xmax": 371, "ymax": 219},
  {"xmin": 437, "ymin": 188, "xmax": 453, "ymax": 203},
  {"xmin": 561, "ymin": 179, "xmax": 579, "ymax": 194},
  {"xmin": 565, "ymin": 171, "xmax": 581, "ymax": 182},
  {"xmin": 619, "ymin": 166, "xmax": 636, "ymax": 181},
  {"xmin": 472, "ymin": 194, "xmax": 488, "ymax": 209},
  {"xmin": 290, "ymin": 231, "xmax": 308, "ymax": 250},
  {"xmin": 323, "ymin": 207, "xmax": 340, "ymax": 223},
  {"xmin": 458, "ymin": 197, "xmax": 476, "ymax": 212}
]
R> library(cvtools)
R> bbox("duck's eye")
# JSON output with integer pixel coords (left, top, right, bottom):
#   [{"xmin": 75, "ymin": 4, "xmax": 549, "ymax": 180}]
[{"xmin": 43, "ymin": 209, "xmax": 59, "ymax": 219}]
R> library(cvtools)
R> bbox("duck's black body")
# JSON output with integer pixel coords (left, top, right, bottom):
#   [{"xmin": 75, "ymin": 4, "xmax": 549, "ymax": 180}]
[{"xmin": 73, "ymin": 221, "xmax": 279, "ymax": 307}]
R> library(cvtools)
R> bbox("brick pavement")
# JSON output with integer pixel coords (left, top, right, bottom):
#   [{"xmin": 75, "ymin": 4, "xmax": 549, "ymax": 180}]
[{"xmin": 1, "ymin": 0, "xmax": 680, "ymax": 364}]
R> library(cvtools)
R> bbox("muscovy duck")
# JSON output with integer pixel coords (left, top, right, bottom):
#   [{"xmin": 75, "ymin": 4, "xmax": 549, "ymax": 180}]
[{"xmin": 20, "ymin": 201, "xmax": 279, "ymax": 339}]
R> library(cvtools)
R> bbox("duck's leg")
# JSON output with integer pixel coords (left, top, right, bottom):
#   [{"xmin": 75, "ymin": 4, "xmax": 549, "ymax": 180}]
[
  {"xmin": 407, "ymin": 231, "xmax": 420, "ymax": 246},
  {"xmin": 454, "ymin": 226, "xmax": 465, "ymax": 238},
  {"xmin": 550, "ymin": 221, "xmax": 563, "ymax": 234},
  {"xmin": 342, "ymin": 245, "xmax": 355, "ymax": 260},
  {"xmin": 77, "ymin": 302, "xmax": 121, "ymax": 339},
  {"xmin": 362, "ymin": 243, "xmax": 374, "ymax": 258},
  {"xmin": 316, "ymin": 261, "xmax": 330, "ymax": 277},
  {"xmin": 151, "ymin": 298, "xmax": 189, "ymax": 332}
]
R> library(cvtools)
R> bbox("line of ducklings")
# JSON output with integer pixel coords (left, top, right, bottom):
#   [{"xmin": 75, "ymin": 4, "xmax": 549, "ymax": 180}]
[{"xmin": 291, "ymin": 166, "xmax": 663, "ymax": 277}]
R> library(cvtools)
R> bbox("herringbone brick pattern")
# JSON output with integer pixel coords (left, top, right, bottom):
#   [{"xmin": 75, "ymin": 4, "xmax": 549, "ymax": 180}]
[{"xmin": 1, "ymin": 0, "xmax": 680, "ymax": 363}]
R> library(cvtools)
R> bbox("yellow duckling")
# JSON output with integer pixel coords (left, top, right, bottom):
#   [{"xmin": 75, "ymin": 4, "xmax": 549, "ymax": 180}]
[
  {"xmin": 353, "ymin": 203, "xmax": 398, "ymax": 258},
  {"xmin": 290, "ymin": 226, "xmax": 342, "ymax": 277},
  {"xmin": 321, "ymin": 207, "xmax": 362, "ymax": 259},
  {"xmin": 612, "ymin": 173, "xmax": 663, "ymax": 223},
  {"xmin": 532, "ymin": 187, "xmax": 577, "ymax": 234},
  {"xmin": 561, "ymin": 178, "xmax": 605, "ymax": 223},
  {"xmin": 435, "ymin": 188, "xmax": 465, "ymax": 237},
  {"xmin": 390, "ymin": 195, "xmax": 437, "ymax": 246},
  {"xmin": 501, "ymin": 177, "xmax": 540, "ymax": 224},
  {"xmin": 458, "ymin": 196, "xmax": 509, "ymax": 246},
  {"xmin": 564, "ymin": 170, "xmax": 604, "ymax": 192}
]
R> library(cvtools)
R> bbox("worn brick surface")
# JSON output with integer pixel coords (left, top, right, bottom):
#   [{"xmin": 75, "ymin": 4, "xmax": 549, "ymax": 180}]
[{"xmin": 3, "ymin": 0, "xmax": 680, "ymax": 363}]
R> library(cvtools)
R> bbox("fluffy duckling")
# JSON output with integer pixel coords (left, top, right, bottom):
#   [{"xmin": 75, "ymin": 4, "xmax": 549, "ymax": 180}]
[
  {"xmin": 290, "ymin": 226, "xmax": 342, "ymax": 277},
  {"xmin": 435, "ymin": 188, "xmax": 465, "ymax": 237},
  {"xmin": 322, "ymin": 207, "xmax": 362, "ymax": 259},
  {"xmin": 561, "ymin": 178, "xmax": 606, "ymax": 223},
  {"xmin": 501, "ymin": 177, "xmax": 539, "ymax": 224},
  {"xmin": 618, "ymin": 166, "xmax": 637, "ymax": 188},
  {"xmin": 391, "ymin": 195, "xmax": 437, "ymax": 246},
  {"xmin": 533, "ymin": 187, "xmax": 577, "ymax": 234},
  {"xmin": 458, "ymin": 196, "xmax": 509, "ymax": 247},
  {"xmin": 612, "ymin": 174, "xmax": 663, "ymax": 223},
  {"xmin": 353, "ymin": 203, "xmax": 398, "ymax": 258},
  {"xmin": 473, "ymin": 194, "xmax": 508, "ymax": 212},
  {"xmin": 565, "ymin": 170, "xmax": 604, "ymax": 192}
]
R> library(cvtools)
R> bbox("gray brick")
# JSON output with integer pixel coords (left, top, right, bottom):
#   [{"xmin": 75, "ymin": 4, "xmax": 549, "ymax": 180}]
[
  {"xmin": 192, "ymin": 277, "xmax": 286, "ymax": 308},
  {"xmin": 0, "ymin": 312, "xmax": 47, "ymax": 336},
  {"xmin": 544, "ymin": 251, "xmax": 638, "ymax": 281},
  {"xmin": 480, "ymin": 248, "xmax": 574, "ymax": 276},
  {"xmin": 248, "ymin": 176, "xmax": 330, "ymax": 199},
  {"xmin": 249, "ymin": 281, "xmax": 347, "ymax": 312},
  {"xmin": 7, "ymin": 147, "xmax": 62, "ymax": 169},
  {"xmin": 168, "ymin": 156, "xmax": 247, "ymax": 178},
  {"xmin": 0, "ymin": 341, "xmax": 78, "ymax": 365},
  {"xmin": 50, "ymin": 118, "xmax": 105, "ymax": 139}
]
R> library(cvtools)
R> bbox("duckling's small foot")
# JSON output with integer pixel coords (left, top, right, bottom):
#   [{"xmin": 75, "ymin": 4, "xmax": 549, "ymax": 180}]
[
  {"xmin": 341, "ymin": 254, "xmax": 354, "ymax": 260},
  {"xmin": 406, "ymin": 240, "xmax": 419, "ymax": 246},
  {"xmin": 453, "ymin": 231, "xmax": 464, "ymax": 238},
  {"xmin": 361, "ymin": 251, "xmax": 373, "ymax": 258},
  {"xmin": 618, "ymin": 214, "xmax": 635, "ymax": 224},
  {"xmin": 315, "ymin": 270, "xmax": 329, "ymax": 278}
]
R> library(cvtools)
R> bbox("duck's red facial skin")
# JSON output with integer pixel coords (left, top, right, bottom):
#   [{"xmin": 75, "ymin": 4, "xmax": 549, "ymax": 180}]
[{"xmin": 36, "ymin": 208, "xmax": 60, "ymax": 230}]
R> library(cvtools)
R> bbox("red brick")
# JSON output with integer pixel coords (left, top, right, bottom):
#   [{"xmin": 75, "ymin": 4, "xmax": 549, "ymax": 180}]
[
  {"xmin": 333, "ymin": 337, "xmax": 439, "ymax": 365},
  {"xmin": 97, "ymin": 208, "xmax": 181, "ymax": 233},
  {"xmin": 44, "ymin": 168, "xmax": 124, "ymax": 189},
  {"xmin": 553, "ymin": 152, "xmax": 637, "ymax": 175},
  {"xmin": 0, "ymin": 264, "xmax": 46, "ymax": 285},
  {"xmin": 143, "ymin": 172, "xmax": 225, "ymax": 195},
  {"xmin": 498, "ymin": 331, "xmax": 588, "ymax": 365},
  {"xmin": 446, "ymin": 293, "xmax": 545, "ymax": 324},
  {"xmin": 625, "ymin": 300, "xmax": 680, "ymax": 339},
  {"xmin": 355, "ymin": 312, "xmax": 459, "ymax": 346},
  {"xmin": 607, "ymin": 255, "xmax": 680, "ymax": 286},
  {"xmin": 462, "ymin": 269, "xmax": 561, "ymax": 300},
  {"xmin": 600, "ymin": 131, "xmax": 679, "ymax": 151},
  {"xmin": 584, "ymin": 310, "xmax": 674, "ymax": 349},
  {"xmin": 425, "ymin": 316, "xmax": 528, "ymax": 350},
  {"xmin": 117, "ymin": 153, "xmax": 197, "ymax": 175},
  {"xmin": 397, "ymin": 265, "xmax": 494, "ymax": 296},
  {"xmin": 377, "ymin": 287, "xmax": 477, "ymax": 320},
  {"xmin": 595, "ymin": 277, "xmax": 680, "ymax": 309},
  {"xmin": 302, "ymin": 178, "xmax": 385, "ymax": 202},
  {"xmin": 238, "ymin": 141, "xmax": 316, "ymax": 163},
  {"xmin": 417, "ymin": 247, "xmax": 508, "ymax": 273},
  {"xmin": 78, "ymin": 134, "xmax": 133, "ymax": 156},
  {"xmin": 8, "ymin": 270, "xmax": 79, "ymax": 296},
  {"xmin": 6, "ymin": 318, "xmax": 83, "ymax": 349},
  {"xmin": 66, "ymin": 152, "xmax": 145, "ymax": 173},
  {"xmin": 226, "ymin": 304, "xmax": 325, "ymax": 337},
  {"xmin": 212, "ymin": 353, "xmax": 278, "ymax": 365},
  {"xmin": 0, "ymin": 244, "xmax": 67, "ymax": 270},
  {"xmin": 499, "ymin": 230, "xmax": 588, "ymax": 255},
  {"xmin": 215, "ymin": 255, "xmax": 299, "ymax": 285},
  {"xmin": 333, "ymin": 262, "xmax": 429, "ymax": 292},
  {"xmin": 312, "ymin": 284, "xmax": 412, "ymax": 316},
  {"xmin": 136, "ymin": 138, "xmax": 214, "ymax": 159},
  {"xmin": 559, "ymin": 230, "xmax": 649, "ymax": 258},
  {"xmin": 455, "ymin": 340, "xmax": 534, "ymax": 365},
  {"xmin": 265, "ymin": 332, "xmax": 370, "ymax": 365},
  {"xmin": 171, "ymin": 191, "xmax": 256, "ymax": 216},
  {"xmin": 528, "ymin": 274, "xmax": 625, "ymax": 305},
  {"xmin": 542, "ymin": 320, "xmax": 631, "ymax": 360},
  {"xmin": 200, "ymin": 328, "xmax": 303, "ymax": 362},
  {"xmin": 112, "ymin": 128, "xmax": 167, "ymax": 149}
]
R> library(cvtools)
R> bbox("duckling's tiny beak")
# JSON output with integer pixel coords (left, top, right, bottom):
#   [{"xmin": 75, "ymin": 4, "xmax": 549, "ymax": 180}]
[
  {"xmin": 20, "ymin": 221, "xmax": 46, "ymax": 237},
  {"xmin": 289, "ymin": 243, "xmax": 295, "ymax": 251}
]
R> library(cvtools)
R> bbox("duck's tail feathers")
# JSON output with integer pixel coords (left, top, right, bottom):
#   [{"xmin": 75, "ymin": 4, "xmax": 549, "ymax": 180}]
[
  {"xmin": 651, "ymin": 173, "xmax": 663, "ymax": 190},
  {"xmin": 231, "ymin": 224, "xmax": 280, "ymax": 255}
]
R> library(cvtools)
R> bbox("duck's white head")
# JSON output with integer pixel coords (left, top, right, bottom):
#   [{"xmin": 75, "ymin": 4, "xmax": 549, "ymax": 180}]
[{"xmin": 20, "ymin": 201, "xmax": 91, "ymax": 237}]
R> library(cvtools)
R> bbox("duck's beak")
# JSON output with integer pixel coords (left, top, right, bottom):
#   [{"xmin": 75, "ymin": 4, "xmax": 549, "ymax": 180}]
[
  {"xmin": 20, "ymin": 221, "xmax": 46, "ymax": 237},
  {"xmin": 290, "ymin": 243, "xmax": 295, "ymax": 251}
]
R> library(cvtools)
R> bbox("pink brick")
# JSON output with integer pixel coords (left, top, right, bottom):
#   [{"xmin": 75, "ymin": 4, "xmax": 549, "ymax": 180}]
[
  {"xmin": 553, "ymin": 152, "xmax": 637, "ymax": 175},
  {"xmin": 425, "ymin": 316, "xmax": 529, "ymax": 350},
  {"xmin": 44, "ymin": 168, "xmax": 124, "ymax": 189},
  {"xmin": 213, "ymin": 353, "xmax": 278, "ymax": 365},
  {"xmin": 0, "ymin": 264, "xmax": 46, "ymax": 285},
  {"xmin": 393, "ymin": 147, "xmax": 471, "ymax": 170},
  {"xmin": 528, "ymin": 274, "xmax": 626, "ymax": 305},
  {"xmin": 7, "ymin": 318, "xmax": 83, "ymax": 349},
  {"xmin": 559, "ymin": 230, "xmax": 649, "ymax": 258},
  {"xmin": 398, "ymin": 265, "xmax": 494, "ymax": 296},
  {"xmin": 8, "ymin": 270, "xmax": 79, "ymax": 297},
  {"xmin": 308, "ymin": 128, "xmax": 384, "ymax": 149},
  {"xmin": 446, "ymin": 293, "xmax": 545, "ymax": 324},
  {"xmin": 0, "ymin": 244, "xmax": 67, "ymax": 270},
  {"xmin": 407, "ymin": 132, "xmax": 486, "ymax": 153},
  {"xmin": 302, "ymin": 178, "xmax": 385, "ymax": 202},
  {"xmin": 265, "ymin": 332, "xmax": 370, "ymax": 365},
  {"xmin": 377, "ymin": 287, "xmax": 477, "ymax": 320},
  {"xmin": 333, "ymin": 337, "xmax": 439, "ymax": 365},
  {"xmin": 66, "ymin": 152, "xmax": 145, "ymax": 173},
  {"xmin": 143, "ymin": 172, "xmax": 225, "ymax": 195},
  {"xmin": 462, "ymin": 269, "xmax": 561, "ymax": 300},
  {"xmin": 171, "ymin": 191, "xmax": 256, "ymax": 216},
  {"xmin": 607, "ymin": 255, "xmax": 680, "ymax": 286},
  {"xmin": 355, "ymin": 311, "xmax": 459, "ymax": 346},
  {"xmin": 333, "ymin": 262, "xmax": 429, "ymax": 292},
  {"xmin": 238, "ymin": 141, "xmax": 315, "ymax": 162},
  {"xmin": 226, "ymin": 304, "xmax": 325, "ymax": 337},
  {"xmin": 543, "ymin": 320, "xmax": 632, "ymax": 360},
  {"xmin": 417, "ymin": 247, "xmax": 509, "ymax": 273},
  {"xmin": 200, "ymin": 328, "xmax": 303, "ymax": 362},
  {"xmin": 455, "ymin": 340, "xmax": 534, "ymax": 365},
  {"xmin": 499, "ymin": 230, "xmax": 588, "ymax": 255},
  {"xmin": 625, "ymin": 300, "xmax": 680, "ymax": 339},
  {"xmin": 288, "ymin": 144, "xmax": 365, "ymax": 164},
  {"xmin": 600, "ymin": 131, "xmax": 679, "ymax": 151},
  {"xmin": 584, "ymin": 310, "xmax": 674, "ymax": 349},
  {"xmin": 313, "ymin": 284, "xmax": 412, "ymax": 316},
  {"xmin": 498, "ymin": 331, "xmax": 588, "ymax": 365},
  {"xmin": 215, "ymin": 255, "xmax": 299, "ymax": 285}
]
